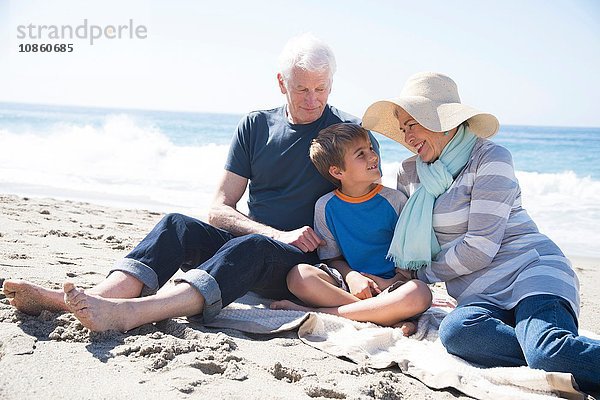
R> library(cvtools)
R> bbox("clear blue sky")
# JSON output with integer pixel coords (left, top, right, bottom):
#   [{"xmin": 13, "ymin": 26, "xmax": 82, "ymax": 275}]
[{"xmin": 1, "ymin": 0, "xmax": 599, "ymax": 127}]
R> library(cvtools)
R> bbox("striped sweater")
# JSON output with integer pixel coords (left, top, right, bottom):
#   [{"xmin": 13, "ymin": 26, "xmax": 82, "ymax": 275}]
[{"xmin": 398, "ymin": 138, "xmax": 580, "ymax": 315}]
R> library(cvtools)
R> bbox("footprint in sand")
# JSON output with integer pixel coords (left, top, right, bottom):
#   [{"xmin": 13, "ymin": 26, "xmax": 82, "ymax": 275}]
[
  {"xmin": 111, "ymin": 333, "xmax": 238, "ymax": 371},
  {"xmin": 270, "ymin": 362, "xmax": 304, "ymax": 383},
  {"xmin": 304, "ymin": 385, "xmax": 347, "ymax": 399},
  {"xmin": 362, "ymin": 380, "xmax": 404, "ymax": 399},
  {"xmin": 7, "ymin": 254, "xmax": 30, "ymax": 260}
]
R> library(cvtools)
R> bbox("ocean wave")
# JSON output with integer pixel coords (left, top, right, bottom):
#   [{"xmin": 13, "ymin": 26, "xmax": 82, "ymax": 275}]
[
  {"xmin": 515, "ymin": 170, "xmax": 600, "ymax": 258},
  {"xmin": 0, "ymin": 114, "xmax": 230, "ymax": 213},
  {"xmin": 382, "ymin": 163, "xmax": 600, "ymax": 258}
]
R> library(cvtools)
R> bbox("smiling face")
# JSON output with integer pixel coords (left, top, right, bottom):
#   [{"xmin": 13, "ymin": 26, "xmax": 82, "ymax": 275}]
[
  {"xmin": 330, "ymin": 137, "xmax": 380, "ymax": 195},
  {"xmin": 394, "ymin": 107, "xmax": 457, "ymax": 163},
  {"xmin": 278, "ymin": 67, "xmax": 331, "ymax": 125}
]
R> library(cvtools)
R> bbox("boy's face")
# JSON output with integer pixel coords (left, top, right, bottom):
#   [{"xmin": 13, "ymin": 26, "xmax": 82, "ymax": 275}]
[{"xmin": 331, "ymin": 138, "xmax": 380, "ymax": 188}]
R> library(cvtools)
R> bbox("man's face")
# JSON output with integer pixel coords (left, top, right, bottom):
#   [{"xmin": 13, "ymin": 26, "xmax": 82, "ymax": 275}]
[{"xmin": 278, "ymin": 67, "xmax": 331, "ymax": 125}]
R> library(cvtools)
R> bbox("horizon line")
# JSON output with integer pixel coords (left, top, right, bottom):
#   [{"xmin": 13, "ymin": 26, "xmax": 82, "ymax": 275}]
[{"xmin": 1, "ymin": 100, "xmax": 599, "ymax": 130}]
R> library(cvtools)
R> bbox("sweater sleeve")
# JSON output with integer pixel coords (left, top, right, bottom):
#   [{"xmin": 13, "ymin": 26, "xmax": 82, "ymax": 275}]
[
  {"xmin": 314, "ymin": 194, "xmax": 342, "ymax": 261},
  {"xmin": 418, "ymin": 144, "xmax": 519, "ymax": 283}
]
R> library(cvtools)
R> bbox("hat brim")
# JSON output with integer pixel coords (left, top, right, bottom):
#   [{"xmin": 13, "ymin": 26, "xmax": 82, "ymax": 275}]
[{"xmin": 362, "ymin": 98, "xmax": 499, "ymax": 153}]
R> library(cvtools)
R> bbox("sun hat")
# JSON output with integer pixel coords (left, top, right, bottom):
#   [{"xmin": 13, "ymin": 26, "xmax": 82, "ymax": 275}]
[{"xmin": 362, "ymin": 72, "xmax": 499, "ymax": 152}]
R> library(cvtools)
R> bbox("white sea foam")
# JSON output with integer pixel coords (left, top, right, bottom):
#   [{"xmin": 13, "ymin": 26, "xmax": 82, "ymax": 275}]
[
  {"xmin": 514, "ymin": 171, "xmax": 600, "ymax": 258},
  {"xmin": 381, "ymin": 162, "xmax": 600, "ymax": 258},
  {"xmin": 0, "ymin": 114, "xmax": 233, "ymax": 217},
  {"xmin": 1, "ymin": 117, "xmax": 598, "ymax": 257}
]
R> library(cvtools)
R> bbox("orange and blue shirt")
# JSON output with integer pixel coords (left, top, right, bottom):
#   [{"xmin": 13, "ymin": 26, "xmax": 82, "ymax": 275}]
[{"xmin": 314, "ymin": 184, "xmax": 407, "ymax": 279}]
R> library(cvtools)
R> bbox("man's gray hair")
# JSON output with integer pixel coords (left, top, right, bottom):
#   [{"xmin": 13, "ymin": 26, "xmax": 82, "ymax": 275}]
[{"xmin": 278, "ymin": 33, "xmax": 336, "ymax": 85}]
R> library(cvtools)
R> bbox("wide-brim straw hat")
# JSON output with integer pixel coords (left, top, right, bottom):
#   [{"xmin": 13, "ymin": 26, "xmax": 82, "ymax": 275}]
[{"xmin": 362, "ymin": 72, "xmax": 499, "ymax": 152}]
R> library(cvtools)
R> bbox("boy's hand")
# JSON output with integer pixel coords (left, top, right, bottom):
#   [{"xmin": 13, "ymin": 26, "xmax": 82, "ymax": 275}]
[
  {"xmin": 346, "ymin": 271, "xmax": 381, "ymax": 299},
  {"xmin": 360, "ymin": 273, "xmax": 399, "ymax": 291},
  {"xmin": 362, "ymin": 269, "xmax": 415, "ymax": 291},
  {"xmin": 275, "ymin": 226, "xmax": 325, "ymax": 253}
]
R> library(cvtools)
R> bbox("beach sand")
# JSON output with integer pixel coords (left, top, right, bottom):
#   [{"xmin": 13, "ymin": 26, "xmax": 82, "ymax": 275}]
[{"xmin": 1, "ymin": 194, "xmax": 598, "ymax": 399}]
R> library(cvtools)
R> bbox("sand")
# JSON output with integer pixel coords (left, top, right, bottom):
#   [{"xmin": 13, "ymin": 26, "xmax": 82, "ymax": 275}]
[{"xmin": 0, "ymin": 194, "xmax": 598, "ymax": 400}]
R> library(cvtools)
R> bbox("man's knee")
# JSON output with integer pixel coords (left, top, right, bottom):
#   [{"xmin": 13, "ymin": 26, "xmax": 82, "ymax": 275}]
[
  {"xmin": 161, "ymin": 212, "xmax": 200, "ymax": 229},
  {"xmin": 161, "ymin": 212, "xmax": 185, "ymax": 224}
]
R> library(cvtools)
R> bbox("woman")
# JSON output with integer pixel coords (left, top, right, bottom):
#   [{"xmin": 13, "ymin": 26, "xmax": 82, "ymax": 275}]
[{"xmin": 362, "ymin": 72, "xmax": 599, "ymax": 393}]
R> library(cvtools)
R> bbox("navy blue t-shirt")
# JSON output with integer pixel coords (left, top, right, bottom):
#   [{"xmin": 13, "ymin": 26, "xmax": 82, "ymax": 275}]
[{"xmin": 225, "ymin": 104, "xmax": 378, "ymax": 231}]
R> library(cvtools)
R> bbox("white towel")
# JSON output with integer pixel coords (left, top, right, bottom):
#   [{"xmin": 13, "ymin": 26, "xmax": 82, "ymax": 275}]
[{"xmin": 203, "ymin": 292, "xmax": 594, "ymax": 400}]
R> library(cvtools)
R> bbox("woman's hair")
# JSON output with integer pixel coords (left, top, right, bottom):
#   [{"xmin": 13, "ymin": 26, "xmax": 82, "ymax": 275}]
[
  {"xmin": 277, "ymin": 33, "xmax": 336, "ymax": 86},
  {"xmin": 310, "ymin": 123, "xmax": 370, "ymax": 187}
]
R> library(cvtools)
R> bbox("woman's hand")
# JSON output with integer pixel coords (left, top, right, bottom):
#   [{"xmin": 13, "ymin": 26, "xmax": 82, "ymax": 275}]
[
  {"xmin": 345, "ymin": 271, "xmax": 382, "ymax": 299},
  {"xmin": 431, "ymin": 295, "xmax": 457, "ymax": 309}
]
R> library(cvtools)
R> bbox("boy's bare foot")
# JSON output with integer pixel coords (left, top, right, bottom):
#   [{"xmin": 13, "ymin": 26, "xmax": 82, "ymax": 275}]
[
  {"xmin": 2, "ymin": 279, "xmax": 68, "ymax": 315},
  {"xmin": 271, "ymin": 300, "xmax": 417, "ymax": 336},
  {"xmin": 393, "ymin": 320, "xmax": 417, "ymax": 337},
  {"xmin": 63, "ymin": 282, "xmax": 130, "ymax": 332},
  {"xmin": 270, "ymin": 299, "xmax": 313, "ymax": 313}
]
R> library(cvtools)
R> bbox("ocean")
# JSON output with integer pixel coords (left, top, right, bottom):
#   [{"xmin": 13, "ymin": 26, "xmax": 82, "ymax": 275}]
[{"xmin": 1, "ymin": 102, "xmax": 599, "ymax": 258}]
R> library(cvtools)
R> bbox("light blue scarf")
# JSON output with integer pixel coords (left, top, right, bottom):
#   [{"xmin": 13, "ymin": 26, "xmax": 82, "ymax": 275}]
[{"xmin": 388, "ymin": 124, "xmax": 477, "ymax": 270}]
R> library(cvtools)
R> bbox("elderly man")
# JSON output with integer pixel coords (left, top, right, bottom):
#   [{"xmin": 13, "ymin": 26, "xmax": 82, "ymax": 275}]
[{"xmin": 4, "ymin": 33, "xmax": 379, "ymax": 332}]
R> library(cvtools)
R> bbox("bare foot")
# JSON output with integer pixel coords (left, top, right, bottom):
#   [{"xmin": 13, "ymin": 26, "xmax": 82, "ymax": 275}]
[
  {"xmin": 63, "ymin": 282, "xmax": 130, "ymax": 332},
  {"xmin": 393, "ymin": 320, "xmax": 417, "ymax": 337},
  {"xmin": 270, "ymin": 299, "xmax": 313, "ymax": 313},
  {"xmin": 2, "ymin": 279, "xmax": 68, "ymax": 315}
]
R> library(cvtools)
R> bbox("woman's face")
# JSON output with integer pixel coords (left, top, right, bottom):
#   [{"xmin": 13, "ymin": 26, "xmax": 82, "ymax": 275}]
[{"xmin": 395, "ymin": 107, "xmax": 456, "ymax": 163}]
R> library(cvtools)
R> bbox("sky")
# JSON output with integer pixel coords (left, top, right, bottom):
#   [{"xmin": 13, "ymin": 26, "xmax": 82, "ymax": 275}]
[{"xmin": 1, "ymin": 0, "xmax": 599, "ymax": 127}]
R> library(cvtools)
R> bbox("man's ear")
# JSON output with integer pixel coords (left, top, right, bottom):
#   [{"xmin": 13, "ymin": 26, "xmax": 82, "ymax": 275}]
[
  {"xmin": 329, "ymin": 165, "xmax": 343, "ymax": 180},
  {"xmin": 277, "ymin": 73, "xmax": 287, "ymax": 94}
]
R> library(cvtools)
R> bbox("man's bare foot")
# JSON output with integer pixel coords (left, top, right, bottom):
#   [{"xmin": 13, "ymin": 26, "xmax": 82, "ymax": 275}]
[
  {"xmin": 2, "ymin": 279, "xmax": 68, "ymax": 315},
  {"xmin": 393, "ymin": 320, "xmax": 417, "ymax": 337},
  {"xmin": 63, "ymin": 282, "xmax": 131, "ymax": 332},
  {"xmin": 270, "ymin": 299, "xmax": 313, "ymax": 313}
]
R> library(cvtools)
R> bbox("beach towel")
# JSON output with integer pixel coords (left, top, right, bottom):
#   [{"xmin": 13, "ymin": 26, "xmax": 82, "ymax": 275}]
[{"xmin": 204, "ymin": 292, "xmax": 595, "ymax": 400}]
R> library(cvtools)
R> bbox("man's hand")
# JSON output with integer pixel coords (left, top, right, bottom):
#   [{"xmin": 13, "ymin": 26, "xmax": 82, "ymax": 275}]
[
  {"xmin": 274, "ymin": 226, "xmax": 325, "ymax": 253},
  {"xmin": 346, "ymin": 271, "xmax": 381, "ymax": 299}
]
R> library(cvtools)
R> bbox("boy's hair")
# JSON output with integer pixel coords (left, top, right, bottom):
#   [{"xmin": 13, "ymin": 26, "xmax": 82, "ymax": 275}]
[{"xmin": 310, "ymin": 123, "xmax": 371, "ymax": 188}]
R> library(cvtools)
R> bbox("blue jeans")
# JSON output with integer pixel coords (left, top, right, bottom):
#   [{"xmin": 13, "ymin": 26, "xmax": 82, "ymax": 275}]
[
  {"xmin": 111, "ymin": 213, "xmax": 318, "ymax": 322},
  {"xmin": 439, "ymin": 294, "xmax": 600, "ymax": 393}
]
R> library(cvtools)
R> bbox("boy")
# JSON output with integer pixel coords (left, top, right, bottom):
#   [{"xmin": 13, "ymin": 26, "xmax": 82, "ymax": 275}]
[{"xmin": 271, "ymin": 123, "xmax": 432, "ymax": 334}]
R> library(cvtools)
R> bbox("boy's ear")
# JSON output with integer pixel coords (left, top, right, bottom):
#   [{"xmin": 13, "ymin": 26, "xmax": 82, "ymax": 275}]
[{"xmin": 329, "ymin": 165, "xmax": 343, "ymax": 179}]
